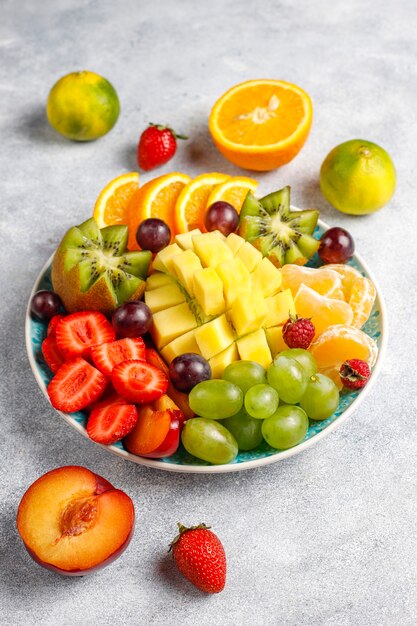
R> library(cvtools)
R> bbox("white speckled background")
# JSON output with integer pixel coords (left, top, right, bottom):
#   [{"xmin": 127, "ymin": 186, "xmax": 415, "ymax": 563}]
[{"xmin": 1, "ymin": 0, "xmax": 416, "ymax": 624}]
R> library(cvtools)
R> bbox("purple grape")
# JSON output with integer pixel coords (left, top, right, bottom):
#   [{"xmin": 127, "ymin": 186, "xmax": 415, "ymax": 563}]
[
  {"xmin": 169, "ymin": 353, "xmax": 212, "ymax": 392},
  {"xmin": 30, "ymin": 290, "xmax": 62, "ymax": 322},
  {"xmin": 318, "ymin": 227, "xmax": 355, "ymax": 264},
  {"xmin": 136, "ymin": 218, "xmax": 171, "ymax": 252},
  {"xmin": 112, "ymin": 301, "xmax": 152, "ymax": 338},
  {"xmin": 205, "ymin": 201, "xmax": 239, "ymax": 236}
]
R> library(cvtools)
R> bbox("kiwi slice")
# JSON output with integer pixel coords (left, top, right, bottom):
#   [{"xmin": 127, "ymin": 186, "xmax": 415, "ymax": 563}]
[
  {"xmin": 238, "ymin": 186, "xmax": 320, "ymax": 267},
  {"xmin": 51, "ymin": 218, "xmax": 152, "ymax": 314}
]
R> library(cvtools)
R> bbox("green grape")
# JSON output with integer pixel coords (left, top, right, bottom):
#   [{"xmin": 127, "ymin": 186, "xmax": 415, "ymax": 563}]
[
  {"xmin": 181, "ymin": 417, "xmax": 238, "ymax": 464},
  {"xmin": 300, "ymin": 373, "xmax": 339, "ymax": 420},
  {"xmin": 279, "ymin": 348, "xmax": 317, "ymax": 378},
  {"xmin": 189, "ymin": 379, "xmax": 243, "ymax": 419},
  {"xmin": 222, "ymin": 360, "xmax": 266, "ymax": 394},
  {"xmin": 262, "ymin": 405, "xmax": 309, "ymax": 450},
  {"xmin": 244, "ymin": 384, "xmax": 279, "ymax": 419},
  {"xmin": 267, "ymin": 355, "xmax": 308, "ymax": 404},
  {"xmin": 223, "ymin": 408, "xmax": 263, "ymax": 451}
]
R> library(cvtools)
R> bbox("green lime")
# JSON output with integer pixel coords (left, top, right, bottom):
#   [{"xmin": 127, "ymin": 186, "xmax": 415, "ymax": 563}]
[
  {"xmin": 46, "ymin": 71, "xmax": 120, "ymax": 141},
  {"xmin": 320, "ymin": 139, "xmax": 396, "ymax": 215}
]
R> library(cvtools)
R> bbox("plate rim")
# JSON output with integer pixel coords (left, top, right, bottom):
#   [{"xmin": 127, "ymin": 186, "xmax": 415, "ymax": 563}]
[{"xmin": 25, "ymin": 218, "xmax": 388, "ymax": 474}]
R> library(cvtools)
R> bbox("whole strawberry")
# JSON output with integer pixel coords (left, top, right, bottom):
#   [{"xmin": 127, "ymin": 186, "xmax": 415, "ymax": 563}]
[
  {"xmin": 339, "ymin": 359, "xmax": 371, "ymax": 390},
  {"xmin": 170, "ymin": 523, "xmax": 226, "ymax": 593},
  {"xmin": 283, "ymin": 314, "xmax": 315, "ymax": 349},
  {"xmin": 137, "ymin": 123, "xmax": 187, "ymax": 171}
]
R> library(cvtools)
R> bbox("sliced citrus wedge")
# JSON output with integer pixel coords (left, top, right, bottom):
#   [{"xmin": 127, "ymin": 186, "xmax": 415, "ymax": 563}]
[
  {"xmin": 209, "ymin": 79, "xmax": 313, "ymax": 171},
  {"xmin": 349, "ymin": 276, "xmax": 377, "ymax": 328},
  {"xmin": 294, "ymin": 284, "xmax": 353, "ymax": 337},
  {"xmin": 175, "ymin": 172, "xmax": 230, "ymax": 233},
  {"xmin": 310, "ymin": 324, "xmax": 378, "ymax": 370},
  {"xmin": 325, "ymin": 264, "xmax": 363, "ymax": 299},
  {"xmin": 93, "ymin": 172, "xmax": 139, "ymax": 228},
  {"xmin": 206, "ymin": 176, "xmax": 258, "ymax": 213},
  {"xmin": 128, "ymin": 172, "xmax": 191, "ymax": 250},
  {"xmin": 281, "ymin": 264, "xmax": 344, "ymax": 300}
]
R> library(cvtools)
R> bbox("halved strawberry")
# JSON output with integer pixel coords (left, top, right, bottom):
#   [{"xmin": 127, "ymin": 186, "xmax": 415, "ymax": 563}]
[
  {"xmin": 42, "ymin": 336, "xmax": 66, "ymax": 373},
  {"xmin": 87, "ymin": 391, "xmax": 128, "ymax": 414},
  {"xmin": 145, "ymin": 347, "xmax": 169, "ymax": 374},
  {"xmin": 87, "ymin": 403, "xmax": 138, "ymax": 445},
  {"xmin": 91, "ymin": 337, "xmax": 146, "ymax": 377},
  {"xmin": 47, "ymin": 314, "xmax": 66, "ymax": 338},
  {"xmin": 47, "ymin": 357, "xmax": 108, "ymax": 412},
  {"xmin": 111, "ymin": 360, "xmax": 168, "ymax": 404},
  {"xmin": 55, "ymin": 311, "xmax": 115, "ymax": 358}
]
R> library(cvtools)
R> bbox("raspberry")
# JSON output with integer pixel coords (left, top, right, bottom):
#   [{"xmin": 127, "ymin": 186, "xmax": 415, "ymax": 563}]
[
  {"xmin": 282, "ymin": 315, "xmax": 315, "ymax": 349},
  {"xmin": 339, "ymin": 359, "xmax": 371, "ymax": 390}
]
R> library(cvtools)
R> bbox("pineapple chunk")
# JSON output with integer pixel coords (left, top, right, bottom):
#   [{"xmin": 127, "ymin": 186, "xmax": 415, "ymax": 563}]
[
  {"xmin": 225, "ymin": 232, "xmax": 245, "ymax": 255},
  {"xmin": 229, "ymin": 291, "xmax": 268, "ymax": 337},
  {"xmin": 192, "ymin": 234, "xmax": 233, "ymax": 268},
  {"xmin": 193, "ymin": 267, "xmax": 225, "ymax": 316},
  {"xmin": 152, "ymin": 302, "xmax": 197, "ymax": 349},
  {"xmin": 265, "ymin": 326, "xmax": 286, "ymax": 357},
  {"xmin": 152, "ymin": 243, "xmax": 182, "ymax": 273},
  {"xmin": 236, "ymin": 329, "xmax": 272, "ymax": 369},
  {"xmin": 161, "ymin": 329, "xmax": 201, "ymax": 363},
  {"xmin": 235, "ymin": 241, "xmax": 263, "ymax": 272},
  {"xmin": 251, "ymin": 258, "xmax": 282, "ymax": 297},
  {"xmin": 209, "ymin": 344, "xmax": 239, "ymax": 378},
  {"xmin": 194, "ymin": 314, "xmax": 235, "ymax": 360},
  {"xmin": 174, "ymin": 228, "xmax": 202, "ymax": 250},
  {"xmin": 216, "ymin": 257, "xmax": 252, "ymax": 308},
  {"xmin": 264, "ymin": 289, "xmax": 296, "ymax": 327},
  {"xmin": 209, "ymin": 229, "xmax": 226, "ymax": 240},
  {"xmin": 144, "ymin": 283, "xmax": 185, "ymax": 313},
  {"xmin": 171, "ymin": 250, "xmax": 202, "ymax": 297},
  {"xmin": 146, "ymin": 272, "xmax": 175, "ymax": 291}
]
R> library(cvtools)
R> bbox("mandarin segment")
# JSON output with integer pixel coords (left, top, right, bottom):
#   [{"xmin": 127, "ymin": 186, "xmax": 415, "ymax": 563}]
[
  {"xmin": 309, "ymin": 324, "xmax": 378, "ymax": 370},
  {"xmin": 348, "ymin": 276, "xmax": 377, "ymax": 328},
  {"xmin": 294, "ymin": 284, "xmax": 353, "ymax": 337},
  {"xmin": 281, "ymin": 264, "xmax": 344, "ymax": 299}
]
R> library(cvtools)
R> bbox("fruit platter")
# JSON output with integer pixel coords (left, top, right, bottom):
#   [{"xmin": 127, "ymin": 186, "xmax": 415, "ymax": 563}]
[{"xmin": 26, "ymin": 172, "xmax": 387, "ymax": 473}]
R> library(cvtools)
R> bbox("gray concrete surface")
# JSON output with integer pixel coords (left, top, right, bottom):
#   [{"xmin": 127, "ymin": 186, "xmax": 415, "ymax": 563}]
[{"xmin": 1, "ymin": 0, "xmax": 416, "ymax": 624}]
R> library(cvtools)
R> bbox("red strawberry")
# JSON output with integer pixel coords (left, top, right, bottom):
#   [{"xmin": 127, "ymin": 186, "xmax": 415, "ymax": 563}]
[
  {"xmin": 170, "ymin": 523, "xmax": 226, "ymax": 593},
  {"xmin": 47, "ymin": 314, "xmax": 65, "ymax": 338},
  {"xmin": 55, "ymin": 311, "xmax": 115, "ymax": 358},
  {"xmin": 47, "ymin": 357, "xmax": 108, "ymax": 412},
  {"xmin": 87, "ymin": 391, "xmax": 128, "ymax": 414},
  {"xmin": 91, "ymin": 337, "xmax": 146, "ymax": 377},
  {"xmin": 87, "ymin": 402, "xmax": 138, "ymax": 445},
  {"xmin": 111, "ymin": 360, "xmax": 168, "ymax": 403},
  {"xmin": 145, "ymin": 347, "xmax": 169, "ymax": 375},
  {"xmin": 283, "ymin": 314, "xmax": 315, "ymax": 349},
  {"xmin": 339, "ymin": 359, "xmax": 371, "ymax": 390},
  {"xmin": 41, "ymin": 336, "xmax": 65, "ymax": 373},
  {"xmin": 137, "ymin": 123, "xmax": 187, "ymax": 171}
]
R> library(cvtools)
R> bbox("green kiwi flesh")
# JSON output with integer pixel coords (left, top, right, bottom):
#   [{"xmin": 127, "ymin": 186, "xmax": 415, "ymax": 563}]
[
  {"xmin": 238, "ymin": 186, "xmax": 320, "ymax": 266},
  {"xmin": 52, "ymin": 218, "xmax": 151, "ymax": 312}
]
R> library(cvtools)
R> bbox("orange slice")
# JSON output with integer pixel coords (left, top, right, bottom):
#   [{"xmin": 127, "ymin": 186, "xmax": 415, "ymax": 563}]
[
  {"xmin": 310, "ymin": 324, "xmax": 378, "ymax": 370},
  {"xmin": 209, "ymin": 79, "xmax": 313, "ymax": 171},
  {"xmin": 294, "ymin": 284, "xmax": 353, "ymax": 337},
  {"xmin": 93, "ymin": 172, "xmax": 139, "ymax": 228},
  {"xmin": 281, "ymin": 264, "xmax": 344, "ymax": 300},
  {"xmin": 206, "ymin": 176, "xmax": 258, "ymax": 213},
  {"xmin": 174, "ymin": 172, "xmax": 230, "ymax": 233},
  {"xmin": 325, "ymin": 264, "xmax": 363, "ymax": 299},
  {"xmin": 349, "ymin": 276, "xmax": 377, "ymax": 328},
  {"xmin": 128, "ymin": 172, "xmax": 191, "ymax": 250}
]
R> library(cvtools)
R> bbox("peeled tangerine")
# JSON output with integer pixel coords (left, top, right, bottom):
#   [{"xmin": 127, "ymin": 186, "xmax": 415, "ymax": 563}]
[
  {"xmin": 281, "ymin": 264, "xmax": 345, "ymax": 300},
  {"xmin": 294, "ymin": 284, "xmax": 353, "ymax": 337},
  {"xmin": 310, "ymin": 324, "xmax": 378, "ymax": 390}
]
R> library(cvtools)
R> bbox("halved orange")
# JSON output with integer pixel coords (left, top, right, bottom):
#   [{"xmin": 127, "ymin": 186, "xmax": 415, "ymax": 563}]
[
  {"xmin": 206, "ymin": 176, "xmax": 258, "ymax": 213},
  {"xmin": 349, "ymin": 276, "xmax": 376, "ymax": 328},
  {"xmin": 209, "ymin": 79, "xmax": 313, "ymax": 171},
  {"xmin": 93, "ymin": 172, "xmax": 139, "ymax": 228},
  {"xmin": 281, "ymin": 264, "xmax": 344, "ymax": 300},
  {"xmin": 174, "ymin": 172, "xmax": 230, "ymax": 233},
  {"xmin": 294, "ymin": 284, "xmax": 353, "ymax": 337},
  {"xmin": 310, "ymin": 324, "xmax": 378, "ymax": 370},
  {"xmin": 128, "ymin": 172, "xmax": 191, "ymax": 250}
]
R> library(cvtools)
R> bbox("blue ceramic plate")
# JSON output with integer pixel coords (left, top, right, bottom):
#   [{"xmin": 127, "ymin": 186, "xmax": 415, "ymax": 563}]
[{"xmin": 26, "ymin": 219, "xmax": 387, "ymax": 473}]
